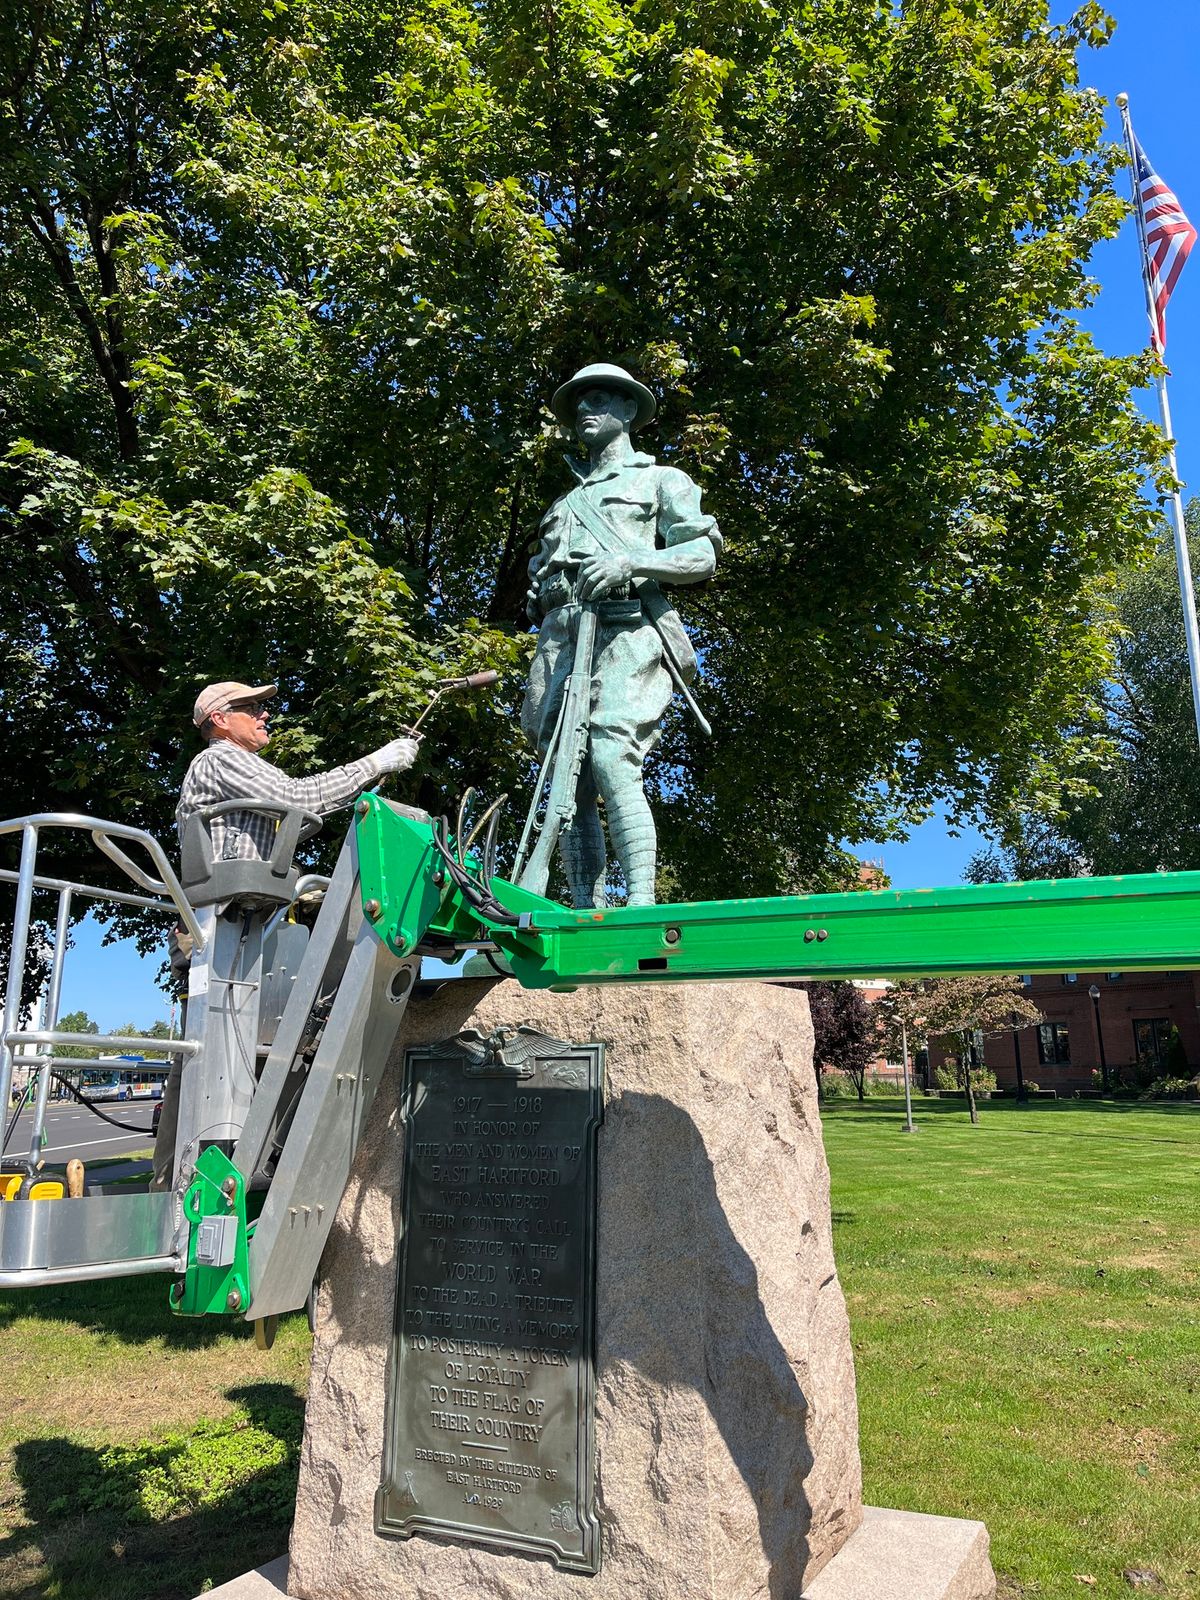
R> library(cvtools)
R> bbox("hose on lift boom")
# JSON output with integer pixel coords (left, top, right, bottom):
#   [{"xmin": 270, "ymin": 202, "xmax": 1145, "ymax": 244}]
[{"xmin": 427, "ymin": 811, "xmax": 524, "ymax": 930}]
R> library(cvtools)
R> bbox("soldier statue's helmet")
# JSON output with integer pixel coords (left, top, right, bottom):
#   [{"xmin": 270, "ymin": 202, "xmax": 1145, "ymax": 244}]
[{"xmin": 551, "ymin": 363, "xmax": 657, "ymax": 431}]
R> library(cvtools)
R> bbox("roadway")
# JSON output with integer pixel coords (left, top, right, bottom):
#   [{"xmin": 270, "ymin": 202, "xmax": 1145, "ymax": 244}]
[{"xmin": 2, "ymin": 1098, "xmax": 158, "ymax": 1169}]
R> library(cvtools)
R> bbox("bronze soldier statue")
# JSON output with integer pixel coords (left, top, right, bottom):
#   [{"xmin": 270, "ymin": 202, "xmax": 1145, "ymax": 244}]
[{"xmin": 517, "ymin": 363, "xmax": 721, "ymax": 908}]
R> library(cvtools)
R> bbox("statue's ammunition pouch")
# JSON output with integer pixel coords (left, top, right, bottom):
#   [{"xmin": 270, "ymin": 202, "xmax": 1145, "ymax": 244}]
[{"xmin": 595, "ymin": 597, "xmax": 641, "ymax": 624}]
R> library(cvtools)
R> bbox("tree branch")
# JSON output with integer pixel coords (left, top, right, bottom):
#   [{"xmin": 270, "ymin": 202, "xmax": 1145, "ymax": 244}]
[
  {"xmin": 8, "ymin": 516, "xmax": 164, "ymax": 689},
  {"xmin": 23, "ymin": 197, "xmax": 139, "ymax": 461}
]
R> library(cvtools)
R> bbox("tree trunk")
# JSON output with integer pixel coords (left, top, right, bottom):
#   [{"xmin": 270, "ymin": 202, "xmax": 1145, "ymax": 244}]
[{"xmin": 963, "ymin": 1045, "xmax": 979, "ymax": 1125}]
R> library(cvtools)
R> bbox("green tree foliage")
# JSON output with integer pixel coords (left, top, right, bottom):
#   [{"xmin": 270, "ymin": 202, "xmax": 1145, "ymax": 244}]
[
  {"xmin": 806, "ymin": 980, "xmax": 875, "ymax": 1100},
  {"xmin": 970, "ymin": 502, "xmax": 1200, "ymax": 880},
  {"xmin": 873, "ymin": 981, "xmax": 926, "ymax": 1066},
  {"xmin": 911, "ymin": 973, "xmax": 1041, "ymax": 1123},
  {"xmin": 140, "ymin": 1019, "xmax": 175, "ymax": 1044},
  {"xmin": 0, "ymin": 0, "xmax": 1168, "ymax": 902},
  {"xmin": 50, "ymin": 1008, "xmax": 101, "ymax": 1058},
  {"xmin": 109, "ymin": 1020, "xmax": 172, "ymax": 1057}
]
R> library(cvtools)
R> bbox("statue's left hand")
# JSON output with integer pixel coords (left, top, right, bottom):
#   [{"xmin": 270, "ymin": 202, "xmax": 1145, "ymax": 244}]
[{"xmin": 576, "ymin": 552, "xmax": 633, "ymax": 600}]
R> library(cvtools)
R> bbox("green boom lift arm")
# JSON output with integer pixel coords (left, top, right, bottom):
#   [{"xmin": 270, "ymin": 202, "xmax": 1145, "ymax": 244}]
[
  {"xmin": 354, "ymin": 794, "xmax": 1200, "ymax": 989},
  {"xmin": 7, "ymin": 791, "xmax": 1197, "ymax": 1326},
  {"xmin": 162, "ymin": 798, "xmax": 1200, "ymax": 1323}
]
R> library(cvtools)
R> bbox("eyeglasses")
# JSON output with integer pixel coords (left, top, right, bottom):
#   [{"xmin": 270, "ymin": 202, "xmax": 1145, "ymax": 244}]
[{"xmin": 224, "ymin": 699, "xmax": 271, "ymax": 719}]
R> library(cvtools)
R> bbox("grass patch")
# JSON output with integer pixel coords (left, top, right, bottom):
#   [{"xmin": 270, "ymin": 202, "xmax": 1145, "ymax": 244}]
[
  {"xmin": 822, "ymin": 1097, "xmax": 1200, "ymax": 1600},
  {"xmin": 3, "ymin": 1100, "xmax": 1197, "ymax": 1598},
  {"xmin": 0, "ymin": 1271, "xmax": 311, "ymax": 1599}
]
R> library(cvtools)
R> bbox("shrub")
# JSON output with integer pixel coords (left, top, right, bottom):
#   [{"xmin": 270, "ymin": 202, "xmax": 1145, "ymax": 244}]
[
  {"xmin": 1166, "ymin": 1026, "xmax": 1188, "ymax": 1079},
  {"xmin": 820, "ymin": 1068, "xmax": 853, "ymax": 1098},
  {"xmin": 1138, "ymin": 1076, "xmax": 1191, "ymax": 1102},
  {"xmin": 934, "ymin": 1062, "xmax": 997, "ymax": 1094},
  {"xmin": 1122, "ymin": 1054, "xmax": 1160, "ymax": 1090},
  {"xmin": 865, "ymin": 1074, "xmax": 904, "ymax": 1097}
]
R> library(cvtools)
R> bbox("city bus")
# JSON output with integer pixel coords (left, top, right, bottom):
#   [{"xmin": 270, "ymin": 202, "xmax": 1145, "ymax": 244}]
[{"xmin": 78, "ymin": 1062, "xmax": 167, "ymax": 1102}]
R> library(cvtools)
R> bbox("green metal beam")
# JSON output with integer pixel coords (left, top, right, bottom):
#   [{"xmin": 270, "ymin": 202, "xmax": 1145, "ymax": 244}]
[
  {"xmin": 483, "ymin": 874, "xmax": 1200, "ymax": 989},
  {"xmin": 354, "ymin": 796, "xmax": 1200, "ymax": 989}
]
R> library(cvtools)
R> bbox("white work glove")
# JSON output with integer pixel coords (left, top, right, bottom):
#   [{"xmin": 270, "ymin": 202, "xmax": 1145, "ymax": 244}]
[{"xmin": 369, "ymin": 736, "xmax": 420, "ymax": 776}]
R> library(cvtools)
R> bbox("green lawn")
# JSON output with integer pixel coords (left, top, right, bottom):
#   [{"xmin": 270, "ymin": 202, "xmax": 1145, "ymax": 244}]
[
  {"xmin": 0, "ymin": 1268, "xmax": 310, "ymax": 1600},
  {"xmin": 0, "ymin": 1105, "xmax": 1195, "ymax": 1598},
  {"xmin": 822, "ymin": 1097, "xmax": 1200, "ymax": 1600}
]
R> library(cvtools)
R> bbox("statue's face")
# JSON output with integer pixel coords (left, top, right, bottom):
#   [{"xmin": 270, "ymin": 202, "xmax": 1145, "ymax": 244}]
[{"xmin": 574, "ymin": 386, "xmax": 636, "ymax": 449}]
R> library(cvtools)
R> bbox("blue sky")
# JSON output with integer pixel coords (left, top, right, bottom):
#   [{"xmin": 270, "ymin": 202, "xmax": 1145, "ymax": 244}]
[
  {"xmin": 39, "ymin": 1, "xmax": 1200, "ymax": 1020},
  {"xmin": 52, "ymin": 916, "xmax": 175, "ymax": 1035}
]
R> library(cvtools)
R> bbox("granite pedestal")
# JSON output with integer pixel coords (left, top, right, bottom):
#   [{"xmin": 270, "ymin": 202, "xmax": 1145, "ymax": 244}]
[{"xmin": 284, "ymin": 978, "xmax": 994, "ymax": 1600}]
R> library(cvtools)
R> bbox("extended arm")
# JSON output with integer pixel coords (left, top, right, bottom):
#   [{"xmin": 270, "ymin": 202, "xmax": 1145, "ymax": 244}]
[
  {"xmin": 213, "ymin": 746, "xmax": 382, "ymax": 816},
  {"xmin": 179, "ymin": 740, "xmax": 413, "ymax": 832}
]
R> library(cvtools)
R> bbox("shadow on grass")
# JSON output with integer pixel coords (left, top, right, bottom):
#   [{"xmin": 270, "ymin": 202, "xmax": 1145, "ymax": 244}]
[
  {"xmin": 0, "ymin": 1269, "xmax": 252, "ymax": 1349},
  {"xmin": 0, "ymin": 1383, "xmax": 300, "ymax": 1600}
]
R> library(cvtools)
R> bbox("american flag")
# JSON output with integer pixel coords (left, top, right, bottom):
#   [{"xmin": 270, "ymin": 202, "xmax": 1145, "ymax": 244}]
[{"xmin": 1132, "ymin": 134, "xmax": 1196, "ymax": 354}]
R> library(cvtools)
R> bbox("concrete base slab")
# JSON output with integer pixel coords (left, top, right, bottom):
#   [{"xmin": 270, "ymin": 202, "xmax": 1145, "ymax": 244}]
[
  {"xmin": 197, "ymin": 1504, "xmax": 996, "ymax": 1600},
  {"xmin": 194, "ymin": 1555, "xmax": 291, "ymax": 1599},
  {"xmin": 801, "ymin": 1506, "xmax": 996, "ymax": 1600}
]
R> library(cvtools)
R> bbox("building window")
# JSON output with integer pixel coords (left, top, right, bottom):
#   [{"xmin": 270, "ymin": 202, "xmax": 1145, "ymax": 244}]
[
  {"xmin": 1106, "ymin": 973, "xmax": 1122, "ymax": 982},
  {"xmin": 1020, "ymin": 975, "xmax": 1032, "ymax": 988},
  {"xmin": 1061, "ymin": 973, "xmax": 1078, "ymax": 985},
  {"xmin": 1037, "ymin": 1023, "xmax": 1070, "ymax": 1065},
  {"xmin": 1133, "ymin": 1018, "xmax": 1172, "ymax": 1073}
]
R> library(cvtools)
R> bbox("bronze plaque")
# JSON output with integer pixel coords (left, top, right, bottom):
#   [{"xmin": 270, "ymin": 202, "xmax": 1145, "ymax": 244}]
[{"xmin": 376, "ymin": 1027, "xmax": 603, "ymax": 1573}]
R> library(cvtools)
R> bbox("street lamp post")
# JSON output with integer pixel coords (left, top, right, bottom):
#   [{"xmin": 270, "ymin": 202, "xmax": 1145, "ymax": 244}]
[
  {"xmin": 900, "ymin": 1015, "xmax": 917, "ymax": 1134},
  {"xmin": 1010, "ymin": 1012, "xmax": 1027, "ymax": 1105},
  {"xmin": 1088, "ymin": 983, "xmax": 1110, "ymax": 1095}
]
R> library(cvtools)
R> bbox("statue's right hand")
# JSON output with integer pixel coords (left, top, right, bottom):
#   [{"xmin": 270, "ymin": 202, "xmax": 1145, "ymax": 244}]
[{"xmin": 577, "ymin": 551, "xmax": 633, "ymax": 601}]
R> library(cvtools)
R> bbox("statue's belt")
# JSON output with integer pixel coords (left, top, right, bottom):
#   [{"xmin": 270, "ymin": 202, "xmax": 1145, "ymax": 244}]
[
  {"xmin": 554, "ymin": 490, "xmax": 677, "ymax": 631},
  {"xmin": 539, "ymin": 572, "xmax": 642, "ymax": 622}
]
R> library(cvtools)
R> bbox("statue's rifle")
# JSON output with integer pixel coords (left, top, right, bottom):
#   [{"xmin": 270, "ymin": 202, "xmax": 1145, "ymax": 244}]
[
  {"xmin": 562, "ymin": 489, "xmax": 712, "ymax": 738},
  {"xmin": 513, "ymin": 600, "xmax": 599, "ymax": 896}
]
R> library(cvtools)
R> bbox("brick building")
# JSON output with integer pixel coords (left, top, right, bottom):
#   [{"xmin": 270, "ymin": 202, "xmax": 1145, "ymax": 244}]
[{"xmin": 982, "ymin": 970, "xmax": 1200, "ymax": 1093}]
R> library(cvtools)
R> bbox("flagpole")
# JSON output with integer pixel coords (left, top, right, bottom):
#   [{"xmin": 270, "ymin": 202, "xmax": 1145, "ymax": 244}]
[{"xmin": 1117, "ymin": 92, "xmax": 1200, "ymax": 750}]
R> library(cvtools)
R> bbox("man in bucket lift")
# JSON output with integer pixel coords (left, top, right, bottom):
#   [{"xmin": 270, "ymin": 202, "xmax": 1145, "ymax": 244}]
[{"xmin": 151, "ymin": 680, "xmax": 419, "ymax": 1189}]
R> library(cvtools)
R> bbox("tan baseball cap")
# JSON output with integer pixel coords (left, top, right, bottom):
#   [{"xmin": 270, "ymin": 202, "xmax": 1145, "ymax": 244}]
[{"xmin": 193, "ymin": 680, "xmax": 277, "ymax": 728}]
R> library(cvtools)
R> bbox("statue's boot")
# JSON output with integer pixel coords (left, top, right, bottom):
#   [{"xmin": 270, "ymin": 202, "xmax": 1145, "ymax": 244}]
[
  {"xmin": 621, "ymin": 854, "xmax": 657, "ymax": 907},
  {"xmin": 559, "ymin": 805, "xmax": 606, "ymax": 909},
  {"xmin": 605, "ymin": 786, "xmax": 657, "ymax": 908}
]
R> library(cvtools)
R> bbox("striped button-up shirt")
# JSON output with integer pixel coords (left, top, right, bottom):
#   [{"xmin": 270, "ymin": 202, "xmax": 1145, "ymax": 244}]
[{"xmin": 176, "ymin": 741, "xmax": 381, "ymax": 862}]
